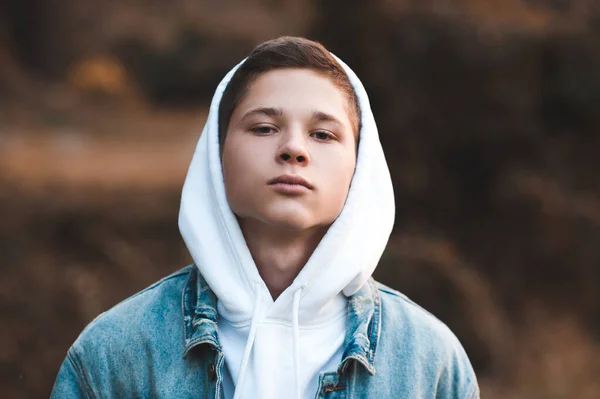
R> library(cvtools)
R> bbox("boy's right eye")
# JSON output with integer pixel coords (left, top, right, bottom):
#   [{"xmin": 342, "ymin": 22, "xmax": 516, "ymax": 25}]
[{"xmin": 251, "ymin": 125, "xmax": 276, "ymax": 135}]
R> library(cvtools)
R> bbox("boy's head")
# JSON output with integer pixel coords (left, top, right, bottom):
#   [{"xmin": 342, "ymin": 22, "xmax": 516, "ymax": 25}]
[
  {"xmin": 220, "ymin": 37, "xmax": 361, "ymax": 232},
  {"xmin": 218, "ymin": 36, "xmax": 361, "ymax": 147}
]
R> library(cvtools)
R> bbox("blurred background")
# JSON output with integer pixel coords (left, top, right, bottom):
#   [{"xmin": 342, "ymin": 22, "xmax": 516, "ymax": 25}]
[{"xmin": 1, "ymin": 0, "xmax": 600, "ymax": 397}]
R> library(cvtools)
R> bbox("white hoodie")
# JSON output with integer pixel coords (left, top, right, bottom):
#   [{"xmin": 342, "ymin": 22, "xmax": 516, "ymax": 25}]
[{"xmin": 179, "ymin": 54, "xmax": 395, "ymax": 399}]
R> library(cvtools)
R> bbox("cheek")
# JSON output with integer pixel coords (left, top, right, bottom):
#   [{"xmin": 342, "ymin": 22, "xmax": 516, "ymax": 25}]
[
  {"xmin": 222, "ymin": 137, "xmax": 265, "ymax": 211},
  {"xmin": 329, "ymin": 147, "xmax": 356, "ymax": 185},
  {"xmin": 319, "ymin": 151, "xmax": 357, "ymax": 213}
]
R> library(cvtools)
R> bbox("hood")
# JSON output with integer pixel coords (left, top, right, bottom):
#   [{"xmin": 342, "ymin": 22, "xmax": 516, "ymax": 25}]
[{"xmin": 178, "ymin": 54, "xmax": 395, "ymax": 326}]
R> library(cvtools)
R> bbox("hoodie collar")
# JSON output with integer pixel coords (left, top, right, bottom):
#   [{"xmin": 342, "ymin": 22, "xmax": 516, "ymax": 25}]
[{"xmin": 181, "ymin": 265, "xmax": 381, "ymax": 375}]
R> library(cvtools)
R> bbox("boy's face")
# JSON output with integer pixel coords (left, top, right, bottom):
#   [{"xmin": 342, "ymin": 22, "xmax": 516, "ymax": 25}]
[{"xmin": 222, "ymin": 68, "xmax": 358, "ymax": 232}]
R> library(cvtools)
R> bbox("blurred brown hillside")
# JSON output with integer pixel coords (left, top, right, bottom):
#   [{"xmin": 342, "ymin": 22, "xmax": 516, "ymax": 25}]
[{"xmin": 1, "ymin": 1, "xmax": 600, "ymax": 398}]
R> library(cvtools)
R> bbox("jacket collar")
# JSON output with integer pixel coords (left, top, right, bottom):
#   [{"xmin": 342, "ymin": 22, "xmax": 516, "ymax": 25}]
[
  {"xmin": 182, "ymin": 266, "xmax": 220, "ymax": 358},
  {"xmin": 181, "ymin": 265, "xmax": 381, "ymax": 375},
  {"xmin": 339, "ymin": 279, "xmax": 381, "ymax": 375}
]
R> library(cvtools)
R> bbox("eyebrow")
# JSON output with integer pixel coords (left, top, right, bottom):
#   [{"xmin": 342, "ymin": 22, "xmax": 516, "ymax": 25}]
[
  {"xmin": 311, "ymin": 110, "xmax": 344, "ymax": 127},
  {"xmin": 240, "ymin": 107, "xmax": 283, "ymax": 123},
  {"xmin": 241, "ymin": 107, "xmax": 343, "ymax": 122}
]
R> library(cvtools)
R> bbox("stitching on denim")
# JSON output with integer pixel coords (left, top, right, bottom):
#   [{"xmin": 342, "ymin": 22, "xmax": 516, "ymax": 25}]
[
  {"xmin": 342, "ymin": 354, "xmax": 374, "ymax": 375},
  {"xmin": 350, "ymin": 359, "xmax": 357, "ymax": 399},
  {"xmin": 123, "ymin": 265, "xmax": 192, "ymax": 303},
  {"xmin": 181, "ymin": 266, "xmax": 196, "ymax": 345},
  {"xmin": 193, "ymin": 269, "xmax": 219, "ymax": 321},
  {"xmin": 192, "ymin": 318, "xmax": 218, "ymax": 328},
  {"xmin": 214, "ymin": 351, "xmax": 225, "ymax": 399},
  {"xmin": 338, "ymin": 281, "xmax": 379, "ymax": 376},
  {"xmin": 377, "ymin": 281, "xmax": 444, "ymax": 324},
  {"xmin": 367, "ymin": 279, "xmax": 381, "ymax": 368},
  {"xmin": 182, "ymin": 267, "xmax": 223, "ymax": 358},
  {"xmin": 67, "ymin": 349, "xmax": 96, "ymax": 399}
]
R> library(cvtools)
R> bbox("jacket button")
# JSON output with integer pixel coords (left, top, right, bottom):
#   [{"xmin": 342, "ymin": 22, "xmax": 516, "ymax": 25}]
[{"xmin": 208, "ymin": 364, "xmax": 216, "ymax": 381}]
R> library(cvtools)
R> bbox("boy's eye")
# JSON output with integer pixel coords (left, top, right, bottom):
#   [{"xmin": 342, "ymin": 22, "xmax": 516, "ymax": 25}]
[
  {"xmin": 251, "ymin": 125, "xmax": 276, "ymax": 135},
  {"xmin": 311, "ymin": 131, "xmax": 333, "ymax": 141}
]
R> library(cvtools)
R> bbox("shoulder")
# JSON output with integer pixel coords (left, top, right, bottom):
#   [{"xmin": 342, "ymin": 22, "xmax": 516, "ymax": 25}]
[
  {"xmin": 71, "ymin": 265, "xmax": 194, "ymax": 362},
  {"xmin": 374, "ymin": 280, "xmax": 461, "ymax": 346},
  {"xmin": 373, "ymin": 280, "xmax": 479, "ymax": 397},
  {"xmin": 54, "ymin": 266, "xmax": 205, "ymax": 397}
]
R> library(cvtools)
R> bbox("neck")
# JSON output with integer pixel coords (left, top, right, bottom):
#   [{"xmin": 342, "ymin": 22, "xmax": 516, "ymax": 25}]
[{"xmin": 239, "ymin": 219, "xmax": 327, "ymax": 300}]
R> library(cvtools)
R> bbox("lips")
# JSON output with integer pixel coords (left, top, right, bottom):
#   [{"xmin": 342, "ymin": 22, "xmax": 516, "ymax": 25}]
[
  {"xmin": 267, "ymin": 174, "xmax": 313, "ymax": 195},
  {"xmin": 268, "ymin": 174, "xmax": 313, "ymax": 189}
]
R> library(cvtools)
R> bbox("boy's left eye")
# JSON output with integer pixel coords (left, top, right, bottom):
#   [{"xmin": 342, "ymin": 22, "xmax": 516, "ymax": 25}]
[{"xmin": 311, "ymin": 131, "xmax": 333, "ymax": 141}]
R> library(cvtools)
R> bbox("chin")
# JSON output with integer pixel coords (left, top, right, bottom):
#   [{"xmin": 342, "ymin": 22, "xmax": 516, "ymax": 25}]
[
  {"xmin": 262, "ymin": 212, "xmax": 316, "ymax": 231},
  {"xmin": 260, "ymin": 200, "xmax": 342, "ymax": 231},
  {"xmin": 233, "ymin": 200, "xmax": 333, "ymax": 232}
]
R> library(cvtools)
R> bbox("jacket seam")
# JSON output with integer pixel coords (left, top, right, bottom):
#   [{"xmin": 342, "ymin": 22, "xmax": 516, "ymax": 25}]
[
  {"xmin": 125, "ymin": 265, "xmax": 193, "ymax": 303},
  {"xmin": 374, "ymin": 282, "xmax": 409, "ymax": 300},
  {"xmin": 182, "ymin": 265, "xmax": 196, "ymax": 345},
  {"xmin": 377, "ymin": 284, "xmax": 445, "ymax": 326},
  {"xmin": 67, "ymin": 348, "xmax": 96, "ymax": 399},
  {"xmin": 349, "ymin": 359, "xmax": 357, "ymax": 399},
  {"xmin": 367, "ymin": 280, "xmax": 381, "ymax": 369}
]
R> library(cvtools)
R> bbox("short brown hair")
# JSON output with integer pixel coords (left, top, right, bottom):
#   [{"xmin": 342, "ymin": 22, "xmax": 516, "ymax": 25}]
[{"xmin": 218, "ymin": 36, "xmax": 361, "ymax": 148}]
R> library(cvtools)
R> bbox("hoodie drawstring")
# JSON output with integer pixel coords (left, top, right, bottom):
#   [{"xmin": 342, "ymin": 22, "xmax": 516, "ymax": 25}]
[
  {"xmin": 233, "ymin": 282, "xmax": 261, "ymax": 399},
  {"xmin": 233, "ymin": 284, "xmax": 303, "ymax": 399},
  {"xmin": 292, "ymin": 288, "xmax": 302, "ymax": 399}
]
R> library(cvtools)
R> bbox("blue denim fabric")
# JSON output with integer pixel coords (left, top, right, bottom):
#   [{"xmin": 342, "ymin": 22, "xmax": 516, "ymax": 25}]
[{"xmin": 52, "ymin": 265, "xmax": 479, "ymax": 398}]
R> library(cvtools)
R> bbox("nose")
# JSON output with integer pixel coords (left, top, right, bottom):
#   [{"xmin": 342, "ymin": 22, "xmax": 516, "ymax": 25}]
[{"xmin": 277, "ymin": 130, "xmax": 310, "ymax": 165}]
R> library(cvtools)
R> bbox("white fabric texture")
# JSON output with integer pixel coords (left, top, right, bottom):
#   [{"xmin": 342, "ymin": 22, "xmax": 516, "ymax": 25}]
[{"xmin": 178, "ymin": 53, "xmax": 395, "ymax": 399}]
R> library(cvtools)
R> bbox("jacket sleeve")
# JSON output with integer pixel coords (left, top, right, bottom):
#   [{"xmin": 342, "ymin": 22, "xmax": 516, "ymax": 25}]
[
  {"xmin": 51, "ymin": 349, "xmax": 95, "ymax": 399},
  {"xmin": 436, "ymin": 340, "xmax": 480, "ymax": 399},
  {"xmin": 437, "ymin": 365, "xmax": 480, "ymax": 399}
]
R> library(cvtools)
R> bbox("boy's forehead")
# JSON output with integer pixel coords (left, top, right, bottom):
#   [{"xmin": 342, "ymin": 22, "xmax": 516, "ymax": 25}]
[{"xmin": 234, "ymin": 69, "xmax": 355, "ymax": 126}]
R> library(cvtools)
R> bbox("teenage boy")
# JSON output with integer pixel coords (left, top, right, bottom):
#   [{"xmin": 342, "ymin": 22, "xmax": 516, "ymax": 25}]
[{"xmin": 52, "ymin": 36, "xmax": 479, "ymax": 399}]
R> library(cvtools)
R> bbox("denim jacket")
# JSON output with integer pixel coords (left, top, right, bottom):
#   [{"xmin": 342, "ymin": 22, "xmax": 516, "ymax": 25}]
[{"xmin": 52, "ymin": 265, "xmax": 479, "ymax": 398}]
